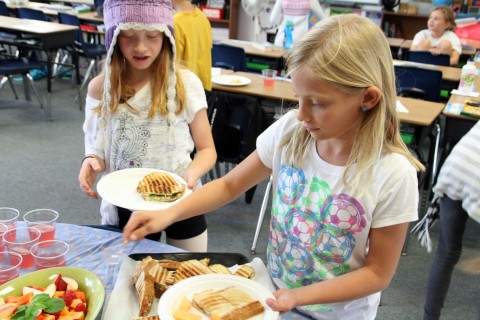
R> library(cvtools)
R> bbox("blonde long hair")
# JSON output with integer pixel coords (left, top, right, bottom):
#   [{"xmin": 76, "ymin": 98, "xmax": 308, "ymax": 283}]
[
  {"xmin": 96, "ymin": 37, "xmax": 186, "ymax": 117},
  {"xmin": 281, "ymin": 14, "xmax": 424, "ymax": 193}
]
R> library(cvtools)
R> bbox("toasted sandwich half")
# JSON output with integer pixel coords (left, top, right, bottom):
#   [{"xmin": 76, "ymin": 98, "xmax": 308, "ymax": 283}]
[
  {"xmin": 192, "ymin": 289, "xmax": 237, "ymax": 320},
  {"xmin": 173, "ymin": 259, "xmax": 215, "ymax": 282},
  {"xmin": 137, "ymin": 172, "xmax": 186, "ymax": 202},
  {"xmin": 218, "ymin": 286, "xmax": 264, "ymax": 319}
]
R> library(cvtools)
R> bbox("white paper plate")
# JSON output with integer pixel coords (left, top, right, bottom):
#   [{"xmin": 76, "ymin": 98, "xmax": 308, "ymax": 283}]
[
  {"xmin": 212, "ymin": 75, "xmax": 252, "ymax": 86},
  {"xmin": 158, "ymin": 274, "xmax": 279, "ymax": 320},
  {"xmin": 97, "ymin": 168, "xmax": 191, "ymax": 211}
]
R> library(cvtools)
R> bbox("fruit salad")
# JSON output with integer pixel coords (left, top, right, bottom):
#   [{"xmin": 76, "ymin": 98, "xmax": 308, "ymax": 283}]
[{"xmin": 0, "ymin": 274, "xmax": 87, "ymax": 320}]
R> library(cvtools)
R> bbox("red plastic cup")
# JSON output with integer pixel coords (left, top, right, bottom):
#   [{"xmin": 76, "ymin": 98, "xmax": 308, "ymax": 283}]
[
  {"xmin": 23, "ymin": 209, "xmax": 58, "ymax": 242},
  {"xmin": 3, "ymin": 227, "xmax": 40, "ymax": 269},
  {"xmin": 262, "ymin": 69, "xmax": 277, "ymax": 87},
  {"xmin": 30, "ymin": 240, "xmax": 69, "ymax": 270},
  {"xmin": 0, "ymin": 252, "xmax": 22, "ymax": 285},
  {"xmin": 0, "ymin": 208, "xmax": 19, "ymax": 242},
  {"xmin": 0, "ymin": 223, "xmax": 8, "ymax": 262}
]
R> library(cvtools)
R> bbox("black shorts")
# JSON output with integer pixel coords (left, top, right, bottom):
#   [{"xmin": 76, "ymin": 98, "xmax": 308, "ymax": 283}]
[{"xmin": 117, "ymin": 207, "xmax": 207, "ymax": 241}]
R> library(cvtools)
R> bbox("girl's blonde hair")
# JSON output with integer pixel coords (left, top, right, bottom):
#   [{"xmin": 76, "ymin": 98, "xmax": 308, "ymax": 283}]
[
  {"xmin": 432, "ymin": 5, "xmax": 456, "ymax": 31},
  {"xmin": 97, "ymin": 36, "xmax": 186, "ymax": 117},
  {"xmin": 282, "ymin": 14, "xmax": 424, "ymax": 193}
]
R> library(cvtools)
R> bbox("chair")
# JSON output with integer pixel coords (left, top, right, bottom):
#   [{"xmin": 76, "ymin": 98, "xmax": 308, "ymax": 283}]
[
  {"xmin": 0, "ymin": 1, "xmax": 9, "ymax": 16},
  {"xmin": 394, "ymin": 65, "xmax": 443, "ymax": 102},
  {"xmin": 57, "ymin": 12, "xmax": 106, "ymax": 92},
  {"xmin": 407, "ymin": 50, "xmax": 450, "ymax": 67},
  {"xmin": 15, "ymin": 7, "xmax": 47, "ymax": 21},
  {"xmin": 207, "ymin": 91, "xmax": 268, "ymax": 204},
  {"xmin": 395, "ymin": 65, "xmax": 444, "ymax": 255},
  {"xmin": 211, "ymin": 44, "xmax": 247, "ymax": 71},
  {"xmin": 0, "ymin": 58, "xmax": 46, "ymax": 109}
]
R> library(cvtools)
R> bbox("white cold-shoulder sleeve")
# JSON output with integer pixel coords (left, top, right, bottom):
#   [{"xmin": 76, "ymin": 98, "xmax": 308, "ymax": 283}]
[{"xmin": 83, "ymin": 95, "xmax": 103, "ymax": 158}]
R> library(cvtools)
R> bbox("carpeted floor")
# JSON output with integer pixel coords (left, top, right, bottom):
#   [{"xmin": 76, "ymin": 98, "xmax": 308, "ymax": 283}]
[{"xmin": 0, "ymin": 76, "xmax": 479, "ymax": 319}]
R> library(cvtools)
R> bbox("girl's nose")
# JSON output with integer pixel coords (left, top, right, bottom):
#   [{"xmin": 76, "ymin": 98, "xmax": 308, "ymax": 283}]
[
  {"xmin": 296, "ymin": 102, "xmax": 309, "ymax": 122},
  {"xmin": 134, "ymin": 39, "xmax": 148, "ymax": 52}
]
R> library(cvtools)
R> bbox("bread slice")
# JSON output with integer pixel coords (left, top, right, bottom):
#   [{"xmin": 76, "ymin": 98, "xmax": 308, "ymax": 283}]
[
  {"xmin": 158, "ymin": 259, "xmax": 182, "ymax": 270},
  {"xmin": 173, "ymin": 259, "xmax": 215, "ymax": 282},
  {"xmin": 137, "ymin": 172, "xmax": 186, "ymax": 202},
  {"xmin": 143, "ymin": 259, "xmax": 174, "ymax": 298},
  {"xmin": 209, "ymin": 264, "xmax": 232, "ymax": 275},
  {"xmin": 132, "ymin": 316, "xmax": 160, "ymax": 320},
  {"xmin": 135, "ymin": 270, "xmax": 155, "ymax": 317},
  {"xmin": 133, "ymin": 256, "xmax": 155, "ymax": 284},
  {"xmin": 234, "ymin": 265, "xmax": 255, "ymax": 279},
  {"xmin": 218, "ymin": 286, "xmax": 264, "ymax": 319},
  {"xmin": 192, "ymin": 289, "xmax": 237, "ymax": 320}
]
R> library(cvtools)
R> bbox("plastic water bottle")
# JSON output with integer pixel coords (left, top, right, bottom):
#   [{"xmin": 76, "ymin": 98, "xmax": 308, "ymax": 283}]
[
  {"xmin": 283, "ymin": 20, "xmax": 294, "ymax": 50},
  {"xmin": 458, "ymin": 60, "xmax": 477, "ymax": 93}
]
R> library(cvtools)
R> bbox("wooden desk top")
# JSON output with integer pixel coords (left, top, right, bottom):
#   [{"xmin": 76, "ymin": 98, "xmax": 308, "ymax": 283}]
[
  {"xmin": 220, "ymin": 39, "xmax": 286, "ymax": 59},
  {"xmin": 7, "ymin": 2, "xmax": 103, "ymax": 23},
  {"xmin": 0, "ymin": 15, "xmax": 78, "ymax": 34},
  {"xmin": 212, "ymin": 72, "xmax": 445, "ymax": 126},
  {"xmin": 393, "ymin": 59, "xmax": 461, "ymax": 82},
  {"xmin": 387, "ymin": 37, "xmax": 405, "ymax": 48},
  {"xmin": 77, "ymin": 11, "xmax": 104, "ymax": 23},
  {"xmin": 400, "ymin": 39, "xmax": 476, "ymax": 56}
]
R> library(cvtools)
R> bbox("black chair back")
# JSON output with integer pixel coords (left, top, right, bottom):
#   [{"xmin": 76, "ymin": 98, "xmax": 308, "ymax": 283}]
[
  {"xmin": 394, "ymin": 65, "xmax": 443, "ymax": 102},
  {"xmin": 0, "ymin": 1, "xmax": 9, "ymax": 16},
  {"xmin": 407, "ymin": 50, "xmax": 450, "ymax": 67},
  {"xmin": 212, "ymin": 44, "xmax": 247, "ymax": 71},
  {"xmin": 57, "ymin": 12, "xmax": 84, "ymax": 46},
  {"xmin": 16, "ymin": 8, "xmax": 47, "ymax": 21}
]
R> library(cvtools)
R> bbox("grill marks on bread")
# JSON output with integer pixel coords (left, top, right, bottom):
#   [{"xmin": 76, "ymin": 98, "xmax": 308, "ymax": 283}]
[{"xmin": 137, "ymin": 172, "xmax": 186, "ymax": 202}]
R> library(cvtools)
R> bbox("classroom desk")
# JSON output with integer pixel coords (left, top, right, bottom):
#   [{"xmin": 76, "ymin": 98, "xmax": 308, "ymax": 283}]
[
  {"xmin": 400, "ymin": 39, "xmax": 477, "ymax": 58},
  {"xmin": 220, "ymin": 39, "xmax": 286, "ymax": 59},
  {"xmin": 15, "ymin": 222, "xmax": 307, "ymax": 320},
  {"xmin": 0, "ymin": 15, "xmax": 80, "ymax": 119},
  {"xmin": 6, "ymin": 1, "xmax": 76, "ymax": 16},
  {"xmin": 212, "ymin": 71, "xmax": 445, "ymax": 190}
]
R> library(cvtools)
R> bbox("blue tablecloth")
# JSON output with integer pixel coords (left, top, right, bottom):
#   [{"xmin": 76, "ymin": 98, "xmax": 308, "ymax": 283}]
[{"xmin": 19, "ymin": 223, "xmax": 308, "ymax": 320}]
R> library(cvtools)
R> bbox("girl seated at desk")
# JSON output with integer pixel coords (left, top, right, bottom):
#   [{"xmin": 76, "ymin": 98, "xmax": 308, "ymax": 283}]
[{"xmin": 410, "ymin": 5, "xmax": 462, "ymax": 66}]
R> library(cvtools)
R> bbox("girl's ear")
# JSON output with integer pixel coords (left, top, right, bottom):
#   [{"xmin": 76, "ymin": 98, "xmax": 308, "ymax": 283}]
[{"xmin": 361, "ymin": 86, "xmax": 382, "ymax": 110}]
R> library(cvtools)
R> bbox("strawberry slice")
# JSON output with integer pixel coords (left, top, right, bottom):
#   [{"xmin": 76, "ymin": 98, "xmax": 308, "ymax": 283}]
[{"xmin": 74, "ymin": 303, "xmax": 87, "ymax": 312}]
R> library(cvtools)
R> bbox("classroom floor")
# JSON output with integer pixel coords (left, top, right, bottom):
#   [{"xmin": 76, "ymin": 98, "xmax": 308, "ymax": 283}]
[{"xmin": 1, "ymin": 76, "xmax": 479, "ymax": 320}]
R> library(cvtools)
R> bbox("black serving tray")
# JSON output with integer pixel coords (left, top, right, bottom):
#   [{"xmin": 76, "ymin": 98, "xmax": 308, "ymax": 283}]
[{"xmin": 128, "ymin": 252, "xmax": 249, "ymax": 267}]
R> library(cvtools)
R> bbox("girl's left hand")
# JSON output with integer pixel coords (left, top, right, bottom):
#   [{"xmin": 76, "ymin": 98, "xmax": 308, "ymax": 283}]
[
  {"xmin": 182, "ymin": 168, "xmax": 201, "ymax": 190},
  {"xmin": 266, "ymin": 288, "xmax": 298, "ymax": 312}
]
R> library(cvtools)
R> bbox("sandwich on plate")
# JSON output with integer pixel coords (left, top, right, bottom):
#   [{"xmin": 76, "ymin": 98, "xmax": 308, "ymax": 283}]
[{"xmin": 137, "ymin": 172, "xmax": 186, "ymax": 202}]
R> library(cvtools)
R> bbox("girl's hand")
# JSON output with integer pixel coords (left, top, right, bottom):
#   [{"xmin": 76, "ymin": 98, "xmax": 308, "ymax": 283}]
[
  {"xmin": 123, "ymin": 210, "xmax": 175, "ymax": 241},
  {"xmin": 266, "ymin": 288, "xmax": 298, "ymax": 312},
  {"xmin": 182, "ymin": 168, "xmax": 201, "ymax": 190},
  {"xmin": 78, "ymin": 157, "xmax": 103, "ymax": 199}
]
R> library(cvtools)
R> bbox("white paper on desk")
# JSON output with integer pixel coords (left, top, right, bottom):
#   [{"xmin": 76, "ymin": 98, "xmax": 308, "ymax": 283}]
[
  {"xmin": 396, "ymin": 100, "xmax": 409, "ymax": 113},
  {"xmin": 103, "ymin": 256, "xmax": 275, "ymax": 319},
  {"xmin": 450, "ymin": 89, "xmax": 480, "ymax": 98}
]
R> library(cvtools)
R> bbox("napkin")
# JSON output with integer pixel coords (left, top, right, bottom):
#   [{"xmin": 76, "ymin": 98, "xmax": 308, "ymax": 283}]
[
  {"xmin": 450, "ymin": 89, "xmax": 480, "ymax": 98},
  {"xmin": 396, "ymin": 100, "xmax": 409, "ymax": 113},
  {"xmin": 103, "ymin": 256, "xmax": 275, "ymax": 319}
]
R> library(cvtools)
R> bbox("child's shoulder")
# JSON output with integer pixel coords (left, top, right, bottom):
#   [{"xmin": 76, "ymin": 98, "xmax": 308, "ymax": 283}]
[{"xmin": 87, "ymin": 75, "xmax": 105, "ymax": 100}]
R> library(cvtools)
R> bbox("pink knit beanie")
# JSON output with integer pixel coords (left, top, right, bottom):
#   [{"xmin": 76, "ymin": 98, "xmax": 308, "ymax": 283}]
[{"xmin": 103, "ymin": 0, "xmax": 174, "ymax": 52}]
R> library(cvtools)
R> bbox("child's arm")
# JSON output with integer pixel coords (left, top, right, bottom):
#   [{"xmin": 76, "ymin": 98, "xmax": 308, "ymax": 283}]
[
  {"xmin": 184, "ymin": 108, "xmax": 216, "ymax": 189},
  {"xmin": 266, "ymin": 222, "xmax": 408, "ymax": 310},
  {"xmin": 123, "ymin": 151, "xmax": 271, "ymax": 239},
  {"xmin": 450, "ymin": 49, "xmax": 460, "ymax": 66}
]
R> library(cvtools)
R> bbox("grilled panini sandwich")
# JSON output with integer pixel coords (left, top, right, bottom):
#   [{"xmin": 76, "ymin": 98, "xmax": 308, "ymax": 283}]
[
  {"xmin": 218, "ymin": 286, "xmax": 264, "ymax": 319},
  {"xmin": 173, "ymin": 259, "xmax": 215, "ymax": 282},
  {"xmin": 137, "ymin": 172, "xmax": 186, "ymax": 202},
  {"xmin": 192, "ymin": 289, "xmax": 237, "ymax": 320}
]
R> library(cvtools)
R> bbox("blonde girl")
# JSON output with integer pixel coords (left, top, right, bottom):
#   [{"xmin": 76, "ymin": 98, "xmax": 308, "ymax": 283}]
[{"xmin": 124, "ymin": 14, "xmax": 424, "ymax": 318}]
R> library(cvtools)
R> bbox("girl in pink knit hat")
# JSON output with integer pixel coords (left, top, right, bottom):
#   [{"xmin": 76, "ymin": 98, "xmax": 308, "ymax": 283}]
[{"xmin": 78, "ymin": 0, "xmax": 216, "ymax": 251}]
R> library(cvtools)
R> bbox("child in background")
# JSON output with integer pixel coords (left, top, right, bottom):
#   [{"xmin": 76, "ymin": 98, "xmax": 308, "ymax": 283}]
[
  {"xmin": 78, "ymin": 0, "xmax": 216, "ymax": 252},
  {"xmin": 411, "ymin": 5, "xmax": 462, "ymax": 66},
  {"xmin": 173, "ymin": 0, "xmax": 212, "ymax": 90},
  {"xmin": 123, "ymin": 14, "xmax": 424, "ymax": 318},
  {"xmin": 270, "ymin": 0, "xmax": 326, "ymax": 48}
]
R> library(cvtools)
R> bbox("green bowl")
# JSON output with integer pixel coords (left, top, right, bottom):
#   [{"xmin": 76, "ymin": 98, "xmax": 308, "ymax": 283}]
[{"xmin": 0, "ymin": 267, "xmax": 105, "ymax": 320}]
